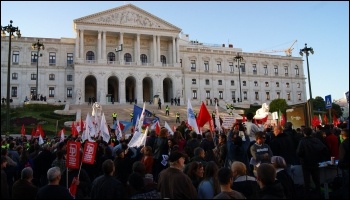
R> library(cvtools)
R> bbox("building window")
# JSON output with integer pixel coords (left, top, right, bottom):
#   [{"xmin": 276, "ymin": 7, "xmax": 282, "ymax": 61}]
[
  {"xmin": 295, "ymin": 65, "xmax": 299, "ymax": 76},
  {"xmin": 12, "ymin": 51, "xmax": 19, "ymax": 64},
  {"xmin": 67, "ymin": 87, "xmax": 73, "ymax": 98},
  {"xmin": 86, "ymin": 51, "xmax": 95, "ymax": 61},
  {"xmin": 204, "ymin": 61, "xmax": 209, "ymax": 71},
  {"xmin": 67, "ymin": 53, "xmax": 73, "ymax": 65},
  {"xmin": 31, "ymin": 51, "xmax": 37, "ymax": 63},
  {"xmin": 254, "ymin": 81, "xmax": 258, "ymax": 86},
  {"xmin": 192, "ymin": 79, "xmax": 196, "ymax": 84},
  {"xmin": 276, "ymin": 82, "xmax": 279, "ymax": 87},
  {"xmin": 284, "ymin": 66, "xmax": 288, "ymax": 76},
  {"xmin": 124, "ymin": 53, "xmax": 132, "ymax": 62},
  {"xmin": 49, "ymin": 87, "xmax": 55, "ymax": 97},
  {"xmin": 11, "ymin": 87, "xmax": 17, "ymax": 97},
  {"xmin": 12, "ymin": 73, "xmax": 18, "ymax": 80},
  {"xmin": 206, "ymin": 91, "xmax": 210, "ymax": 99},
  {"xmin": 264, "ymin": 65, "xmax": 268, "ymax": 75},
  {"xmin": 266, "ymin": 92, "xmax": 270, "ymax": 100},
  {"xmin": 161, "ymin": 55, "xmax": 166, "ymax": 65},
  {"xmin": 265, "ymin": 82, "xmax": 269, "ymax": 87},
  {"xmin": 298, "ymin": 93, "xmax": 301, "ymax": 101},
  {"xmin": 297, "ymin": 83, "xmax": 300, "ymax": 88},
  {"xmin": 243, "ymin": 81, "xmax": 246, "ymax": 86},
  {"xmin": 241, "ymin": 63, "xmax": 246, "ymax": 73},
  {"xmin": 140, "ymin": 54, "xmax": 147, "ymax": 64},
  {"xmin": 231, "ymin": 91, "xmax": 236, "ymax": 99},
  {"xmin": 286, "ymin": 83, "xmax": 290, "ymax": 88},
  {"xmin": 219, "ymin": 91, "xmax": 223, "ymax": 99},
  {"xmin": 205, "ymin": 79, "xmax": 210, "ymax": 85},
  {"xmin": 217, "ymin": 61, "xmax": 222, "ymax": 72},
  {"xmin": 31, "ymin": 73, "xmax": 37, "ymax": 80},
  {"xmin": 191, "ymin": 60, "xmax": 196, "ymax": 71},
  {"xmin": 252, "ymin": 64, "xmax": 257, "ymax": 74},
  {"xmin": 243, "ymin": 91, "xmax": 247, "ymax": 100},
  {"xmin": 67, "ymin": 75, "xmax": 73, "ymax": 81},
  {"xmin": 255, "ymin": 92, "xmax": 259, "ymax": 100},
  {"xmin": 229, "ymin": 62, "xmax": 234, "ymax": 73},
  {"xmin": 287, "ymin": 92, "xmax": 291, "ymax": 100},
  {"xmin": 49, "ymin": 74, "xmax": 55, "ymax": 80},
  {"xmin": 274, "ymin": 66, "xmax": 278, "ymax": 75},
  {"xmin": 277, "ymin": 92, "xmax": 280, "ymax": 99},
  {"xmin": 49, "ymin": 52, "xmax": 56, "ymax": 65},
  {"xmin": 231, "ymin": 80, "xmax": 235, "ymax": 86},
  {"xmin": 30, "ymin": 87, "xmax": 36, "ymax": 98},
  {"xmin": 218, "ymin": 80, "xmax": 222, "ymax": 85},
  {"xmin": 107, "ymin": 52, "xmax": 116, "ymax": 62},
  {"xmin": 192, "ymin": 90, "xmax": 197, "ymax": 99}
]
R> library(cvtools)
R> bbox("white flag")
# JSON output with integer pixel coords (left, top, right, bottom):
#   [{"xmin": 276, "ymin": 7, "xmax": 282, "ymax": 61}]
[
  {"xmin": 215, "ymin": 102, "xmax": 221, "ymax": 133},
  {"xmin": 187, "ymin": 99, "xmax": 200, "ymax": 134},
  {"xmin": 100, "ymin": 113, "xmax": 110, "ymax": 143},
  {"xmin": 84, "ymin": 113, "xmax": 96, "ymax": 140},
  {"xmin": 38, "ymin": 134, "xmax": 44, "ymax": 145},
  {"xmin": 164, "ymin": 121, "xmax": 174, "ymax": 135},
  {"xmin": 136, "ymin": 103, "xmax": 146, "ymax": 132},
  {"xmin": 60, "ymin": 129, "xmax": 65, "ymax": 142},
  {"xmin": 93, "ymin": 112, "xmax": 100, "ymax": 137},
  {"xmin": 115, "ymin": 119, "xmax": 123, "ymax": 141},
  {"xmin": 128, "ymin": 126, "xmax": 148, "ymax": 148}
]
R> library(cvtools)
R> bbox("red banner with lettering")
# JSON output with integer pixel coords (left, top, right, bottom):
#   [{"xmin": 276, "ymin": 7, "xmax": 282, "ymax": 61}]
[
  {"xmin": 66, "ymin": 141, "xmax": 81, "ymax": 169},
  {"xmin": 82, "ymin": 141, "xmax": 97, "ymax": 165}
]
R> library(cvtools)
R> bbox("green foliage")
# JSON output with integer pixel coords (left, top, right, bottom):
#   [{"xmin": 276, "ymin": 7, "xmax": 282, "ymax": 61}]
[
  {"xmin": 313, "ymin": 96, "xmax": 326, "ymax": 112},
  {"xmin": 1, "ymin": 104, "xmax": 74, "ymax": 136},
  {"xmin": 269, "ymin": 99, "xmax": 288, "ymax": 113},
  {"xmin": 331, "ymin": 103, "xmax": 343, "ymax": 118}
]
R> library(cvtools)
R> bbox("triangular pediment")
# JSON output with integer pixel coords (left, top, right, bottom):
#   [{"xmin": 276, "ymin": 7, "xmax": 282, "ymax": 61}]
[{"xmin": 74, "ymin": 4, "xmax": 181, "ymax": 32}]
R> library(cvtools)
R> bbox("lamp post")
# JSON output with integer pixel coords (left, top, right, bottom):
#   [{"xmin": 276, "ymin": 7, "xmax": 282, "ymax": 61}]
[
  {"xmin": 32, "ymin": 40, "xmax": 44, "ymax": 100},
  {"xmin": 299, "ymin": 43, "xmax": 314, "ymax": 126},
  {"xmin": 234, "ymin": 53, "xmax": 243, "ymax": 102},
  {"xmin": 1, "ymin": 20, "xmax": 21, "ymax": 134}
]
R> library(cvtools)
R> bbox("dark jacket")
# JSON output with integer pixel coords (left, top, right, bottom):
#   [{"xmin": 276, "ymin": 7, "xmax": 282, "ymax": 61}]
[
  {"xmin": 270, "ymin": 132, "xmax": 299, "ymax": 165},
  {"xmin": 259, "ymin": 181, "xmax": 286, "ymax": 199},
  {"xmin": 338, "ymin": 138, "xmax": 349, "ymax": 170},
  {"xmin": 276, "ymin": 169, "xmax": 296, "ymax": 199},
  {"xmin": 90, "ymin": 175, "xmax": 124, "ymax": 199},
  {"xmin": 297, "ymin": 136, "xmax": 330, "ymax": 167},
  {"xmin": 153, "ymin": 137, "xmax": 168, "ymax": 160}
]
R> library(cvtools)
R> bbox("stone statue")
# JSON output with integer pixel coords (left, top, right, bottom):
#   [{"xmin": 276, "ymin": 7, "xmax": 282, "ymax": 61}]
[
  {"xmin": 254, "ymin": 103, "xmax": 270, "ymax": 119},
  {"xmin": 76, "ymin": 89, "xmax": 82, "ymax": 104}
]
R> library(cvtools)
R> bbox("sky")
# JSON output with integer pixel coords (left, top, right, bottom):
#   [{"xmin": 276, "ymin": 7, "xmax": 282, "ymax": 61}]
[{"xmin": 1, "ymin": 1, "xmax": 349, "ymax": 101}]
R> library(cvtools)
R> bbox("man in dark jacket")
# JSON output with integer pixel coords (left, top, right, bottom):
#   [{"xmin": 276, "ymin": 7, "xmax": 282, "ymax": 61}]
[
  {"xmin": 90, "ymin": 159, "xmax": 123, "ymax": 199},
  {"xmin": 256, "ymin": 163, "xmax": 286, "ymax": 199},
  {"xmin": 12, "ymin": 167, "xmax": 38, "ymax": 199}
]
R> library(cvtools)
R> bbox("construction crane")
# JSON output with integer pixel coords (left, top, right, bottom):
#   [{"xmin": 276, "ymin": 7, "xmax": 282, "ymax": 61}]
[{"xmin": 258, "ymin": 40, "xmax": 297, "ymax": 57}]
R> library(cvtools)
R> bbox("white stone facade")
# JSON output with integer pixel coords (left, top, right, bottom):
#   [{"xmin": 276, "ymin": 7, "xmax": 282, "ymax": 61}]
[{"xmin": 1, "ymin": 4, "xmax": 306, "ymax": 107}]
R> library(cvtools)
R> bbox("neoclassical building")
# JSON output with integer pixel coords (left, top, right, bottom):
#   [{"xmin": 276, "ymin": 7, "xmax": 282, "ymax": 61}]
[{"xmin": 1, "ymin": 4, "xmax": 306, "ymax": 107}]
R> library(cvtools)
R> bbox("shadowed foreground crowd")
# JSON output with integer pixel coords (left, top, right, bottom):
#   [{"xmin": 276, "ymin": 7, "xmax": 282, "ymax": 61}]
[{"xmin": 1, "ymin": 113, "xmax": 349, "ymax": 199}]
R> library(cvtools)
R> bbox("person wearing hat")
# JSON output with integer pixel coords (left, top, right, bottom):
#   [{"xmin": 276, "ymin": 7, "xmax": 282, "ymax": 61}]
[{"xmin": 157, "ymin": 151, "xmax": 197, "ymax": 199}]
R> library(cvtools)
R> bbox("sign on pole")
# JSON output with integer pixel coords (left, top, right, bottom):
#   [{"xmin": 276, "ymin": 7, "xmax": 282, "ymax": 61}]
[{"xmin": 325, "ymin": 95, "xmax": 332, "ymax": 109}]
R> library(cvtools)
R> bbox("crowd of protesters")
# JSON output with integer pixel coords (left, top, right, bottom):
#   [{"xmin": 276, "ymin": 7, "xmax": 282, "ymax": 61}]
[{"xmin": 1, "ymin": 113, "xmax": 349, "ymax": 199}]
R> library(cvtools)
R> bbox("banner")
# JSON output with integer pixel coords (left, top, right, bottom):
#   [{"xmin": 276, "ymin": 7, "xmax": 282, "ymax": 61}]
[
  {"xmin": 66, "ymin": 141, "xmax": 81, "ymax": 169},
  {"xmin": 82, "ymin": 141, "xmax": 97, "ymax": 165}
]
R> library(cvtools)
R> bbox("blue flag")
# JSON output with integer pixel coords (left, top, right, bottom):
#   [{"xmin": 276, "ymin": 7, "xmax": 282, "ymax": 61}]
[{"xmin": 132, "ymin": 105, "xmax": 158, "ymax": 126}]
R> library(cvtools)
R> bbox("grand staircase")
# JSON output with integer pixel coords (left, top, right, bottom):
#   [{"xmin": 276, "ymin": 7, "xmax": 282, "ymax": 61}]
[{"xmin": 68, "ymin": 102, "xmax": 227, "ymax": 128}]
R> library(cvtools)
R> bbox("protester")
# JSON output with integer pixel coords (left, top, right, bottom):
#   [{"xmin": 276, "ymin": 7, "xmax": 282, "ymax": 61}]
[
  {"xmin": 12, "ymin": 167, "xmax": 38, "ymax": 199},
  {"xmin": 256, "ymin": 163, "xmax": 286, "ymax": 199},
  {"xmin": 213, "ymin": 167, "xmax": 246, "ymax": 199}
]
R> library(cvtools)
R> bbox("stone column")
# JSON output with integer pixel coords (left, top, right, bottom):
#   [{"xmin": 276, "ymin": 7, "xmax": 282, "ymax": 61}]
[
  {"xmin": 120, "ymin": 81, "xmax": 126, "ymax": 104},
  {"xmin": 102, "ymin": 31, "xmax": 106, "ymax": 62},
  {"xmin": 172, "ymin": 37, "xmax": 176, "ymax": 65},
  {"xmin": 136, "ymin": 78, "xmax": 143, "ymax": 103},
  {"xmin": 119, "ymin": 32, "xmax": 124, "ymax": 65},
  {"xmin": 136, "ymin": 34, "xmax": 140, "ymax": 65},
  {"xmin": 176, "ymin": 37, "xmax": 180, "ymax": 63},
  {"xmin": 153, "ymin": 35, "xmax": 157, "ymax": 64},
  {"xmin": 97, "ymin": 31, "xmax": 102, "ymax": 60},
  {"xmin": 75, "ymin": 30, "xmax": 79, "ymax": 59},
  {"xmin": 157, "ymin": 36, "xmax": 160, "ymax": 62},
  {"xmin": 79, "ymin": 30, "xmax": 84, "ymax": 60}
]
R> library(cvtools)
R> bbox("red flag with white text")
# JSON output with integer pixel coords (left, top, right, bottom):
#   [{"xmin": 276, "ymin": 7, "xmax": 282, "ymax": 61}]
[
  {"xmin": 66, "ymin": 141, "xmax": 81, "ymax": 169},
  {"xmin": 82, "ymin": 141, "xmax": 97, "ymax": 165}
]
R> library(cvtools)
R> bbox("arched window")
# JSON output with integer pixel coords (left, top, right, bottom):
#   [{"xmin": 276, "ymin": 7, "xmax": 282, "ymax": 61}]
[
  {"xmin": 86, "ymin": 51, "xmax": 94, "ymax": 61},
  {"xmin": 161, "ymin": 55, "xmax": 166, "ymax": 65},
  {"xmin": 140, "ymin": 54, "xmax": 147, "ymax": 64},
  {"xmin": 124, "ymin": 53, "xmax": 132, "ymax": 63},
  {"xmin": 107, "ymin": 52, "xmax": 115, "ymax": 62}
]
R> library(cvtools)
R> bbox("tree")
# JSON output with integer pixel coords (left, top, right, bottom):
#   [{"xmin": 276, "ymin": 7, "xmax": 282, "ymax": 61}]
[
  {"xmin": 269, "ymin": 99, "xmax": 288, "ymax": 113},
  {"xmin": 331, "ymin": 103, "xmax": 343, "ymax": 118},
  {"xmin": 313, "ymin": 96, "xmax": 326, "ymax": 112}
]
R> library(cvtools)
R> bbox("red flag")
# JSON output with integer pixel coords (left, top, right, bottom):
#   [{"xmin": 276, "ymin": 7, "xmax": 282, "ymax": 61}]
[
  {"xmin": 280, "ymin": 113, "xmax": 286, "ymax": 127},
  {"xmin": 119, "ymin": 122, "xmax": 125, "ymax": 131},
  {"xmin": 66, "ymin": 141, "xmax": 81, "ymax": 169},
  {"xmin": 261, "ymin": 115, "xmax": 268, "ymax": 123},
  {"xmin": 323, "ymin": 114, "xmax": 328, "ymax": 125},
  {"xmin": 69, "ymin": 177, "xmax": 78, "ymax": 198},
  {"xmin": 71, "ymin": 122, "xmax": 79, "ymax": 137},
  {"xmin": 31, "ymin": 128, "xmax": 35, "ymax": 137},
  {"xmin": 242, "ymin": 114, "xmax": 246, "ymax": 122},
  {"xmin": 57, "ymin": 128, "xmax": 65, "ymax": 136},
  {"xmin": 333, "ymin": 115, "xmax": 340, "ymax": 126},
  {"xmin": 155, "ymin": 121, "xmax": 160, "ymax": 135},
  {"xmin": 196, "ymin": 102, "xmax": 212, "ymax": 128},
  {"xmin": 21, "ymin": 124, "xmax": 26, "ymax": 136},
  {"xmin": 37, "ymin": 124, "xmax": 45, "ymax": 137},
  {"xmin": 82, "ymin": 141, "xmax": 97, "ymax": 165},
  {"xmin": 312, "ymin": 115, "xmax": 320, "ymax": 128}
]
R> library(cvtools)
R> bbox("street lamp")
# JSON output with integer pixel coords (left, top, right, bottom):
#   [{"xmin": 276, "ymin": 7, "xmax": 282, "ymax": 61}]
[
  {"xmin": 299, "ymin": 43, "xmax": 314, "ymax": 126},
  {"xmin": 32, "ymin": 40, "xmax": 44, "ymax": 100},
  {"xmin": 1, "ymin": 20, "xmax": 21, "ymax": 134},
  {"xmin": 234, "ymin": 53, "xmax": 243, "ymax": 102}
]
